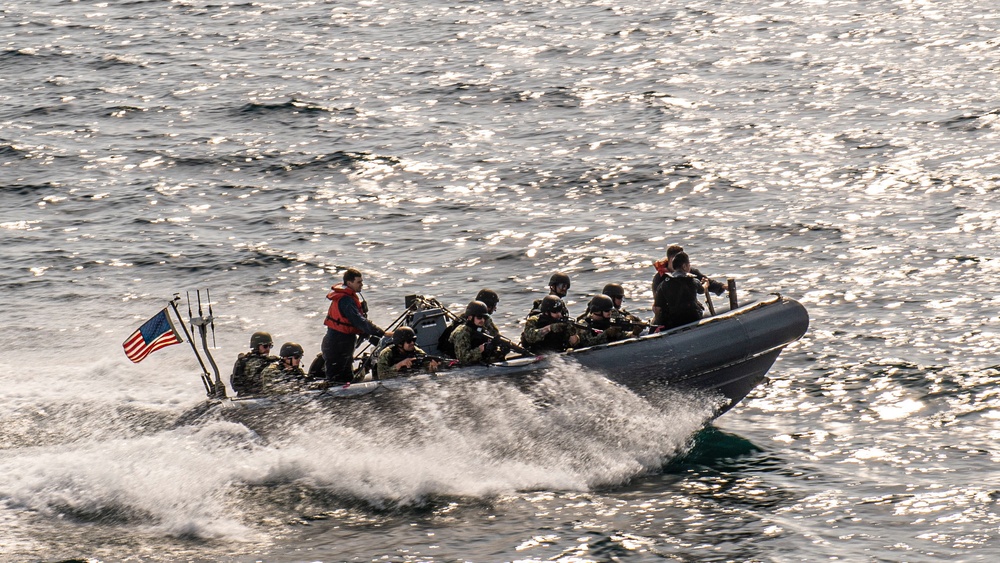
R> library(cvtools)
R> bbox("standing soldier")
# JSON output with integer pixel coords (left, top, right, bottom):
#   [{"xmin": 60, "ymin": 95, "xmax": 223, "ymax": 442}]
[
  {"xmin": 653, "ymin": 252, "xmax": 709, "ymax": 329},
  {"xmin": 322, "ymin": 268, "xmax": 393, "ymax": 384}
]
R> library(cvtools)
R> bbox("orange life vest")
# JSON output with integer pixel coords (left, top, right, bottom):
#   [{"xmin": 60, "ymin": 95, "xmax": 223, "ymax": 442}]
[{"xmin": 324, "ymin": 284, "xmax": 364, "ymax": 335}]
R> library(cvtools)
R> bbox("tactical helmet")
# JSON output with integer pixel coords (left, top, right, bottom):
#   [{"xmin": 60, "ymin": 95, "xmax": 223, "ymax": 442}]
[
  {"xmin": 279, "ymin": 342, "xmax": 304, "ymax": 359},
  {"xmin": 475, "ymin": 288, "xmax": 500, "ymax": 309},
  {"xmin": 539, "ymin": 295, "xmax": 564, "ymax": 314},
  {"xmin": 602, "ymin": 283, "xmax": 626, "ymax": 299},
  {"xmin": 393, "ymin": 326, "xmax": 416, "ymax": 346},
  {"xmin": 249, "ymin": 331, "xmax": 273, "ymax": 349},
  {"xmin": 548, "ymin": 272, "xmax": 571, "ymax": 289},
  {"xmin": 464, "ymin": 300, "xmax": 489, "ymax": 318},
  {"xmin": 589, "ymin": 294, "xmax": 614, "ymax": 313}
]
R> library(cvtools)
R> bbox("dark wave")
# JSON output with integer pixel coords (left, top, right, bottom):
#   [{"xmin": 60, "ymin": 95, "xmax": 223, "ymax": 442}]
[
  {"xmin": 160, "ymin": 148, "xmax": 395, "ymax": 177},
  {"xmin": 237, "ymin": 99, "xmax": 356, "ymax": 117},
  {"xmin": 0, "ymin": 142, "xmax": 25, "ymax": 160},
  {"xmin": 942, "ymin": 108, "xmax": 1000, "ymax": 131},
  {"xmin": 24, "ymin": 104, "xmax": 71, "ymax": 116},
  {"xmin": 261, "ymin": 150, "xmax": 399, "ymax": 174},
  {"xmin": 91, "ymin": 54, "xmax": 149, "ymax": 70},
  {"xmin": 0, "ymin": 47, "xmax": 75, "ymax": 69},
  {"xmin": 102, "ymin": 105, "xmax": 148, "ymax": 117}
]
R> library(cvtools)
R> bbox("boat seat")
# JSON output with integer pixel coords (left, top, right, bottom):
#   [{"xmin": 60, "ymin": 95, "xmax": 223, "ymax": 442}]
[{"xmin": 410, "ymin": 308, "xmax": 449, "ymax": 356}]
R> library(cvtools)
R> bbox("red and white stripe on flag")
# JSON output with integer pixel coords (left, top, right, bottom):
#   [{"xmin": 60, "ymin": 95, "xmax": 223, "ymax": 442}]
[{"xmin": 122, "ymin": 308, "xmax": 182, "ymax": 363}]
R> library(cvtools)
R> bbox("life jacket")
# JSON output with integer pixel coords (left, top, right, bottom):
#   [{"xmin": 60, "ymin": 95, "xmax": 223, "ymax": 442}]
[
  {"xmin": 324, "ymin": 284, "xmax": 364, "ymax": 335},
  {"xmin": 654, "ymin": 259, "xmax": 669, "ymax": 277}
]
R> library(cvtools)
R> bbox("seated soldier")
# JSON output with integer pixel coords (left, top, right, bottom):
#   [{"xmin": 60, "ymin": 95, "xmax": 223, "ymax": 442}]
[
  {"xmin": 376, "ymin": 326, "xmax": 438, "ymax": 379},
  {"xmin": 602, "ymin": 283, "xmax": 647, "ymax": 336},
  {"xmin": 230, "ymin": 331, "xmax": 278, "ymax": 396},
  {"xmin": 475, "ymin": 288, "xmax": 502, "ymax": 337},
  {"xmin": 520, "ymin": 295, "xmax": 581, "ymax": 354},
  {"xmin": 527, "ymin": 272, "xmax": 572, "ymax": 318},
  {"xmin": 439, "ymin": 289, "xmax": 508, "ymax": 359},
  {"xmin": 578, "ymin": 295, "xmax": 625, "ymax": 344},
  {"xmin": 307, "ymin": 353, "xmax": 325, "ymax": 380},
  {"xmin": 450, "ymin": 301, "xmax": 508, "ymax": 365},
  {"xmin": 261, "ymin": 342, "xmax": 307, "ymax": 394}
]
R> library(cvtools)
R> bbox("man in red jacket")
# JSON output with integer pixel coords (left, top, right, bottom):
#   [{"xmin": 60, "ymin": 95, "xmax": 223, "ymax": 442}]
[{"xmin": 322, "ymin": 268, "xmax": 392, "ymax": 383}]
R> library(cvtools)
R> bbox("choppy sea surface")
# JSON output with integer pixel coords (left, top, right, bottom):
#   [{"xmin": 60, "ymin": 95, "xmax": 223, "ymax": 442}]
[{"xmin": 2, "ymin": 1, "xmax": 999, "ymax": 561}]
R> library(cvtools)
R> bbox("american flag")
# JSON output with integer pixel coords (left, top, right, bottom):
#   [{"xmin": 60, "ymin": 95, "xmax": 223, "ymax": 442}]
[{"xmin": 122, "ymin": 308, "xmax": 182, "ymax": 363}]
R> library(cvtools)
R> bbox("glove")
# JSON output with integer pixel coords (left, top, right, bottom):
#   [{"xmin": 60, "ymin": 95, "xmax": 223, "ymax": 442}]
[{"xmin": 549, "ymin": 322, "xmax": 566, "ymax": 334}]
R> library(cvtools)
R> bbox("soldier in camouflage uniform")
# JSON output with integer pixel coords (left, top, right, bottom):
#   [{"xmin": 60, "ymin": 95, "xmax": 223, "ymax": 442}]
[
  {"xmin": 527, "ymin": 272, "xmax": 573, "ymax": 318},
  {"xmin": 475, "ymin": 288, "xmax": 502, "ymax": 338},
  {"xmin": 520, "ymin": 295, "xmax": 581, "ymax": 354},
  {"xmin": 261, "ymin": 342, "xmax": 307, "ymax": 394},
  {"xmin": 376, "ymin": 326, "xmax": 437, "ymax": 379},
  {"xmin": 576, "ymin": 295, "xmax": 623, "ymax": 345},
  {"xmin": 602, "ymin": 283, "xmax": 647, "ymax": 336},
  {"xmin": 450, "ymin": 300, "xmax": 508, "ymax": 365},
  {"xmin": 230, "ymin": 331, "xmax": 278, "ymax": 396}
]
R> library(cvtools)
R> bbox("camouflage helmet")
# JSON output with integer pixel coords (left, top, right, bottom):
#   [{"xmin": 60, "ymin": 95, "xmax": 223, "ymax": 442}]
[
  {"xmin": 249, "ymin": 331, "xmax": 272, "ymax": 349},
  {"xmin": 589, "ymin": 294, "xmax": 615, "ymax": 313},
  {"xmin": 464, "ymin": 300, "xmax": 489, "ymax": 318},
  {"xmin": 475, "ymin": 288, "xmax": 500, "ymax": 309},
  {"xmin": 548, "ymin": 272, "xmax": 571, "ymax": 289},
  {"xmin": 539, "ymin": 295, "xmax": 564, "ymax": 314},
  {"xmin": 393, "ymin": 326, "xmax": 416, "ymax": 346},
  {"xmin": 278, "ymin": 342, "xmax": 304, "ymax": 359},
  {"xmin": 601, "ymin": 283, "xmax": 626, "ymax": 299}
]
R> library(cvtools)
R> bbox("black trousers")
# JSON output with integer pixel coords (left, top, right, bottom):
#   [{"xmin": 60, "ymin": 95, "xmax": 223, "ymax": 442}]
[{"xmin": 322, "ymin": 328, "xmax": 358, "ymax": 383}]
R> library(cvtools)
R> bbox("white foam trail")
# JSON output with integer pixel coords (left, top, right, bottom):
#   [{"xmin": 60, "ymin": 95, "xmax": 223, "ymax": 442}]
[
  {"xmin": 0, "ymin": 358, "xmax": 717, "ymax": 539},
  {"xmin": 0, "ymin": 421, "xmax": 259, "ymax": 540}
]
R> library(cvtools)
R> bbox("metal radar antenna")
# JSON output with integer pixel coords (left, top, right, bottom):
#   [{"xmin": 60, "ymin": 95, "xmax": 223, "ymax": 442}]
[
  {"xmin": 186, "ymin": 290, "xmax": 226, "ymax": 399},
  {"xmin": 206, "ymin": 288, "xmax": 217, "ymax": 349},
  {"xmin": 169, "ymin": 293, "xmax": 216, "ymax": 398}
]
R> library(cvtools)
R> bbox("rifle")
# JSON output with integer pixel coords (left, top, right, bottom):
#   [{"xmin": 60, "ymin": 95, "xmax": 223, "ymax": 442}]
[
  {"xmin": 412, "ymin": 293, "xmax": 530, "ymax": 357},
  {"xmin": 411, "ymin": 353, "xmax": 459, "ymax": 369},
  {"xmin": 607, "ymin": 316, "xmax": 650, "ymax": 333},
  {"xmin": 553, "ymin": 317, "xmax": 600, "ymax": 333},
  {"xmin": 472, "ymin": 326, "xmax": 531, "ymax": 358},
  {"xmin": 470, "ymin": 326, "xmax": 503, "ymax": 357},
  {"xmin": 351, "ymin": 297, "xmax": 422, "ymax": 380}
]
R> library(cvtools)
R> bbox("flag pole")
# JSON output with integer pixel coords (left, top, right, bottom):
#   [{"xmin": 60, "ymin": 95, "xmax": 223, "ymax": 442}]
[
  {"xmin": 169, "ymin": 294, "xmax": 217, "ymax": 397},
  {"xmin": 190, "ymin": 290, "xmax": 226, "ymax": 399}
]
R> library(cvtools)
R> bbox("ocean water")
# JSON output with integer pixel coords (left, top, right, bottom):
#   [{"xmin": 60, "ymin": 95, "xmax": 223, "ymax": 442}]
[{"xmin": 2, "ymin": 0, "xmax": 999, "ymax": 561}]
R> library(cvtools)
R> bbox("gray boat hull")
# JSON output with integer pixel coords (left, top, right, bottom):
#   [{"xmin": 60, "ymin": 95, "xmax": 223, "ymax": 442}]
[
  {"xmin": 206, "ymin": 295, "xmax": 808, "ymax": 419},
  {"xmin": 569, "ymin": 295, "xmax": 809, "ymax": 413}
]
